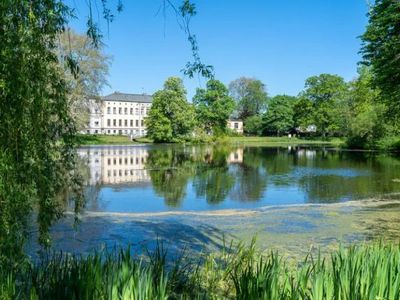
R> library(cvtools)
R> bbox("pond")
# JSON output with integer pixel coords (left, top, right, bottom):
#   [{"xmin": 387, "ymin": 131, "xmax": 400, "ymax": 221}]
[
  {"xmin": 76, "ymin": 144, "xmax": 400, "ymax": 213},
  {"xmin": 37, "ymin": 144, "xmax": 400, "ymax": 257}
]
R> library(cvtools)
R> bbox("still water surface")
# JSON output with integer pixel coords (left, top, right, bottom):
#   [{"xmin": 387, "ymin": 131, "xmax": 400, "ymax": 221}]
[{"xmin": 77, "ymin": 144, "xmax": 400, "ymax": 213}]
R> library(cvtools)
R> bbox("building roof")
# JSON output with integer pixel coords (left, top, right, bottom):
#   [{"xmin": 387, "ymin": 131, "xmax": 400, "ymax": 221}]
[{"xmin": 102, "ymin": 92, "xmax": 153, "ymax": 103}]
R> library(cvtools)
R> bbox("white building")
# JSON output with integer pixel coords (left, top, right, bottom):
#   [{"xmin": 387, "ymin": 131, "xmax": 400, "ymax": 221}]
[
  {"xmin": 85, "ymin": 92, "xmax": 152, "ymax": 138},
  {"xmin": 227, "ymin": 119, "xmax": 244, "ymax": 134}
]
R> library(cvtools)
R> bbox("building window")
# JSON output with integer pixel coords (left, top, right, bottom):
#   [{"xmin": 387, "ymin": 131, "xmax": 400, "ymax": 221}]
[
  {"xmin": 130, "ymin": 158, "xmax": 133, "ymax": 164},
  {"xmin": 94, "ymin": 130, "xmax": 98, "ymax": 134},
  {"xmin": 119, "ymin": 130, "xmax": 122, "ymax": 135},
  {"xmin": 135, "ymin": 108, "xmax": 139, "ymax": 115},
  {"xmin": 86, "ymin": 130, "xmax": 90, "ymax": 134},
  {"xmin": 141, "ymin": 120, "xmax": 144, "ymax": 127},
  {"xmin": 124, "ymin": 120, "xmax": 128, "ymax": 126},
  {"xmin": 124, "ymin": 108, "xmax": 128, "ymax": 114},
  {"xmin": 107, "ymin": 130, "xmax": 110, "ymax": 134},
  {"xmin": 94, "ymin": 121, "xmax": 99, "ymax": 126},
  {"xmin": 119, "ymin": 158, "xmax": 122, "ymax": 164},
  {"xmin": 234, "ymin": 122, "xmax": 239, "ymax": 129},
  {"xmin": 113, "ymin": 130, "xmax": 116, "ymax": 133},
  {"xmin": 119, "ymin": 108, "xmax": 122, "ymax": 114},
  {"xmin": 113, "ymin": 107, "xmax": 116, "ymax": 114},
  {"xmin": 130, "ymin": 108, "xmax": 133, "ymax": 114},
  {"xmin": 113, "ymin": 119, "xmax": 116, "ymax": 126},
  {"xmin": 113, "ymin": 158, "xmax": 116, "ymax": 165},
  {"xmin": 136, "ymin": 120, "xmax": 139, "ymax": 127},
  {"xmin": 108, "ymin": 159, "xmax": 111, "ymax": 165},
  {"xmin": 119, "ymin": 120, "xmax": 122, "ymax": 126},
  {"xmin": 130, "ymin": 120, "xmax": 133, "ymax": 126},
  {"xmin": 107, "ymin": 119, "xmax": 111, "ymax": 126}
]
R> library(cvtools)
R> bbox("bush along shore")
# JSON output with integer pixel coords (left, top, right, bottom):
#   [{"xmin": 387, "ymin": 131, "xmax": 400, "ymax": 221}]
[{"xmin": 1, "ymin": 241, "xmax": 400, "ymax": 299}]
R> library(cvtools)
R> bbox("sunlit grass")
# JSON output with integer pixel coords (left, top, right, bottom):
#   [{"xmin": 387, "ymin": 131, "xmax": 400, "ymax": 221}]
[
  {"xmin": 1, "ymin": 241, "xmax": 400, "ymax": 299},
  {"xmin": 228, "ymin": 136, "xmax": 344, "ymax": 146},
  {"xmin": 76, "ymin": 134, "xmax": 152, "ymax": 145}
]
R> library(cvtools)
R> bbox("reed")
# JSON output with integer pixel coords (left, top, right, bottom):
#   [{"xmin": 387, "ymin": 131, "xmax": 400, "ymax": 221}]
[{"xmin": 1, "ymin": 242, "xmax": 400, "ymax": 299}]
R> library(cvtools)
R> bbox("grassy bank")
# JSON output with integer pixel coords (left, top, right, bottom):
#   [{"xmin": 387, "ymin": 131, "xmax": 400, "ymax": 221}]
[
  {"xmin": 77, "ymin": 134, "xmax": 344, "ymax": 147},
  {"xmin": 227, "ymin": 136, "xmax": 344, "ymax": 146},
  {"xmin": 76, "ymin": 134, "xmax": 152, "ymax": 145},
  {"xmin": 2, "ymin": 242, "xmax": 400, "ymax": 299}
]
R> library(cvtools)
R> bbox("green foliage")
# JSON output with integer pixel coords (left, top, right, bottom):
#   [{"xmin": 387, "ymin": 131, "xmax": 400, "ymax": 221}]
[
  {"xmin": 293, "ymin": 96, "xmax": 314, "ymax": 130},
  {"xmin": 229, "ymin": 77, "xmax": 268, "ymax": 119},
  {"xmin": 262, "ymin": 95, "xmax": 296, "ymax": 136},
  {"xmin": 2, "ymin": 242, "xmax": 400, "ymax": 299},
  {"xmin": 194, "ymin": 79, "xmax": 236, "ymax": 135},
  {"xmin": 361, "ymin": 0, "xmax": 400, "ymax": 124},
  {"xmin": 146, "ymin": 77, "xmax": 196, "ymax": 143},
  {"xmin": 344, "ymin": 68, "xmax": 387, "ymax": 149},
  {"xmin": 57, "ymin": 29, "xmax": 111, "ymax": 130},
  {"xmin": 0, "ymin": 0, "xmax": 83, "ymax": 269},
  {"xmin": 300, "ymin": 74, "xmax": 348, "ymax": 136},
  {"xmin": 244, "ymin": 115, "xmax": 264, "ymax": 136}
]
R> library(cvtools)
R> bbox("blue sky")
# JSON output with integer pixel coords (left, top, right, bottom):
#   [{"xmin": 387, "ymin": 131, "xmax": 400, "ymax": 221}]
[{"xmin": 66, "ymin": 0, "xmax": 369, "ymax": 98}]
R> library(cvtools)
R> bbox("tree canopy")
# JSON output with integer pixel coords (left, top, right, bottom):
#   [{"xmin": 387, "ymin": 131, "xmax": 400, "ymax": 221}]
[
  {"xmin": 262, "ymin": 95, "xmax": 296, "ymax": 136},
  {"xmin": 57, "ymin": 29, "xmax": 111, "ymax": 129},
  {"xmin": 361, "ymin": 0, "xmax": 400, "ymax": 124},
  {"xmin": 193, "ymin": 79, "xmax": 236, "ymax": 134},
  {"xmin": 229, "ymin": 77, "xmax": 268, "ymax": 120},
  {"xmin": 299, "ymin": 74, "xmax": 348, "ymax": 136},
  {"xmin": 0, "ymin": 0, "xmax": 83, "ymax": 267},
  {"xmin": 146, "ymin": 77, "xmax": 196, "ymax": 142}
]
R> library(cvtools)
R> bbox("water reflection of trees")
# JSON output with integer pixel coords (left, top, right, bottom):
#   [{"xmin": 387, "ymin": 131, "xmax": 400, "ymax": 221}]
[
  {"xmin": 91, "ymin": 145, "xmax": 400, "ymax": 208},
  {"xmin": 146, "ymin": 148, "xmax": 195, "ymax": 207},
  {"xmin": 230, "ymin": 148, "xmax": 268, "ymax": 202}
]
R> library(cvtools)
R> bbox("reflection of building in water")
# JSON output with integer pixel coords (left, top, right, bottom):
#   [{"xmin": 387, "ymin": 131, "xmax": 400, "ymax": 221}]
[
  {"xmin": 296, "ymin": 149, "xmax": 316, "ymax": 159},
  {"xmin": 227, "ymin": 148, "xmax": 243, "ymax": 163},
  {"xmin": 77, "ymin": 146, "xmax": 150, "ymax": 185}
]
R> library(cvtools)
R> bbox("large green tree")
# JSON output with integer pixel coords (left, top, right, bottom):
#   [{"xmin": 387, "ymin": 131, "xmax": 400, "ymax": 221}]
[
  {"xmin": 262, "ymin": 95, "xmax": 296, "ymax": 136},
  {"xmin": 0, "ymin": 0, "xmax": 209, "ymax": 271},
  {"xmin": 146, "ymin": 77, "xmax": 196, "ymax": 142},
  {"xmin": 361, "ymin": 0, "xmax": 400, "ymax": 125},
  {"xmin": 228, "ymin": 77, "xmax": 268, "ymax": 119},
  {"xmin": 57, "ymin": 29, "xmax": 111, "ymax": 129},
  {"xmin": 193, "ymin": 79, "xmax": 236, "ymax": 135},
  {"xmin": 345, "ymin": 67, "xmax": 386, "ymax": 148},
  {"xmin": 299, "ymin": 74, "xmax": 348, "ymax": 136},
  {"xmin": 0, "ymin": 1, "xmax": 83, "ymax": 267}
]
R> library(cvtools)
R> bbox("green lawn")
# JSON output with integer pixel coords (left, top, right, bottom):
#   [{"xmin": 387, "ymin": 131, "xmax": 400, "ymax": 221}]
[
  {"xmin": 76, "ymin": 134, "xmax": 151, "ymax": 145},
  {"xmin": 77, "ymin": 134, "xmax": 344, "ymax": 146},
  {"xmin": 228, "ymin": 136, "xmax": 344, "ymax": 146}
]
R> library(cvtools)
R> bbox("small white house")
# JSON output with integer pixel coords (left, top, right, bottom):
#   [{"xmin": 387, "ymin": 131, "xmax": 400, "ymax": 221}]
[{"xmin": 227, "ymin": 119, "xmax": 243, "ymax": 134}]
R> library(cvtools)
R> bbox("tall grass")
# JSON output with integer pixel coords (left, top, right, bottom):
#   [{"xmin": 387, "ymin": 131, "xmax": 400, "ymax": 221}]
[{"xmin": 1, "ymin": 242, "xmax": 400, "ymax": 299}]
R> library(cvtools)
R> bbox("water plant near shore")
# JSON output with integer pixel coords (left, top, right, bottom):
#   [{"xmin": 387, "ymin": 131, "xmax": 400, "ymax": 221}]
[{"xmin": 1, "ymin": 242, "xmax": 400, "ymax": 299}]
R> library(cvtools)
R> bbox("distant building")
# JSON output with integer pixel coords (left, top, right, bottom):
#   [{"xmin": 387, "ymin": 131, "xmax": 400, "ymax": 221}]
[
  {"xmin": 295, "ymin": 124, "xmax": 317, "ymax": 134},
  {"xmin": 84, "ymin": 92, "xmax": 152, "ymax": 138},
  {"xmin": 227, "ymin": 119, "xmax": 243, "ymax": 134}
]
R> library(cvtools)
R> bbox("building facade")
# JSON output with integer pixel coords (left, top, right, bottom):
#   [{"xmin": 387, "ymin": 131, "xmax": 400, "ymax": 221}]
[
  {"xmin": 227, "ymin": 119, "xmax": 244, "ymax": 134},
  {"xmin": 85, "ymin": 92, "xmax": 244, "ymax": 137},
  {"xmin": 85, "ymin": 92, "xmax": 152, "ymax": 137}
]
